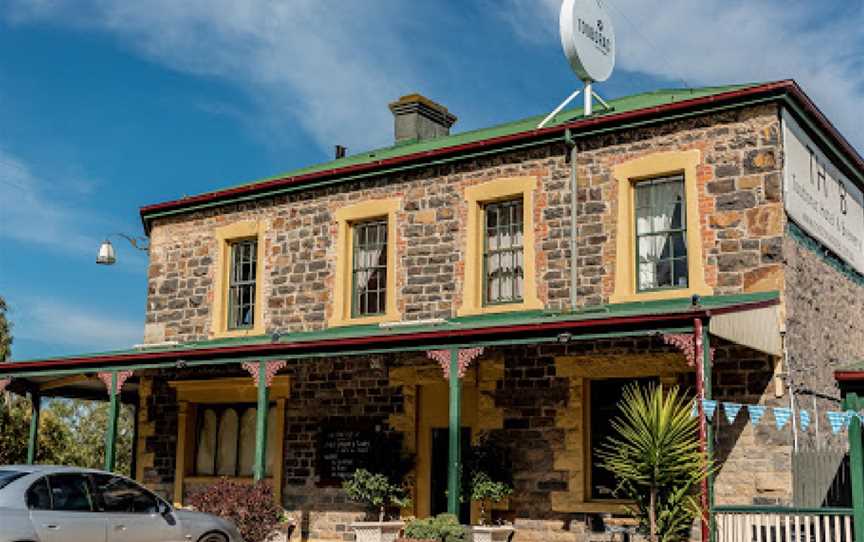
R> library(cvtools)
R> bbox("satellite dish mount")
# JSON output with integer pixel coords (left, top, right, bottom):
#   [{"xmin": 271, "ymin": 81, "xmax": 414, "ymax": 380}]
[{"xmin": 538, "ymin": 0, "xmax": 616, "ymax": 128}]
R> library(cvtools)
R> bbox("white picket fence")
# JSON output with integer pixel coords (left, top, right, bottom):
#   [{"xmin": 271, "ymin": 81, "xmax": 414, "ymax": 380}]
[{"xmin": 714, "ymin": 508, "xmax": 853, "ymax": 542}]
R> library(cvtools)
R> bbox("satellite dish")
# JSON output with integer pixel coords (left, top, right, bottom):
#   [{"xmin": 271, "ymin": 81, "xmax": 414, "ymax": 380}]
[{"xmin": 559, "ymin": 0, "xmax": 616, "ymax": 83}]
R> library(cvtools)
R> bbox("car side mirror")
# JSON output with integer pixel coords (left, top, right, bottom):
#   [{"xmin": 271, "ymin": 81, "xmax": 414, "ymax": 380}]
[{"xmin": 158, "ymin": 499, "xmax": 175, "ymax": 524}]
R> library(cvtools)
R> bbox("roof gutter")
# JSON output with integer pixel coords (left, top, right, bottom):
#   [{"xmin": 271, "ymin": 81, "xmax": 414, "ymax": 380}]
[
  {"xmin": 0, "ymin": 296, "xmax": 778, "ymax": 377},
  {"xmin": 140, "ymin": 80, "xmax": 852, "ymax": 233}
]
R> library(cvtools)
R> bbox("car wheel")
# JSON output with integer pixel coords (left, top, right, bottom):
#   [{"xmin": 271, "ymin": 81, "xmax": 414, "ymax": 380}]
[{"xmin": 198, "ymin": 532, "xmax": 228, "ymax": 542}]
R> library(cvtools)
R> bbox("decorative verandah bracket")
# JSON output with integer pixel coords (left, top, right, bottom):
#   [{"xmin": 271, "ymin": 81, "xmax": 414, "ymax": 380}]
[
  {"xmin": 241, "ymin": 360, "xmax": 287, "ymax": 481},
  {"xmin": 97, "ymin": 371, "xmax": 134, "ymax": 395},
  {"xmin": 241, "ymin": 360, "xmax": 287, "ymax": 387},
  {"xmin": 662, "ymin": 333, "xmax": 715, "ymax": 367},
  {"xmin": 426, "ymin": 347, "xmax": 484, "ymax": 379},
  {"xmin": 97, "ymin": 371, "xmax": 133, "ymax": 473},
  {"xmin": 0, "ymin": 378, "xmax": 10, "ymax": 393}
]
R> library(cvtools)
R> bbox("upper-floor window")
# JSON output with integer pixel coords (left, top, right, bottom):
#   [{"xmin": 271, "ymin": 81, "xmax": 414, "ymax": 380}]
[
  {"xmin": 634, "ymin": 175, "xmax": 688, "ymax": 292},
  {"xmin": 228, "ymin": 239, "xmax": 257, "ymax": 330},
  {"xmin": 352, "ymin": 218, "xmax": 388, "ymax": 317},
  {"xmin": 483, "ymin": 198, "xmax": 524, "ymax": 305}
]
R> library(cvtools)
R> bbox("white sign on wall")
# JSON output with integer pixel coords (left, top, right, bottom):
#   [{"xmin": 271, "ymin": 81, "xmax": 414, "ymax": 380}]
[{"xmin": 782, "ymin": 109, "xmax": 864, "ymax": 275}]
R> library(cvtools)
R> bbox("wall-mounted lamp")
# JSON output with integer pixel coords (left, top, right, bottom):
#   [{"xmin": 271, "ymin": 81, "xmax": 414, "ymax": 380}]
[{"xmin": 96, "ymin": 233, "xmax": 149, "ymax": 265}]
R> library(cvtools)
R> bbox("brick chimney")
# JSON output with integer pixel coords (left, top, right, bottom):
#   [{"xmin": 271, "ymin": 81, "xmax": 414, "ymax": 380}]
[{"xmin": 388, "ymin": 94, "xmax": 457, "ymax": 144}]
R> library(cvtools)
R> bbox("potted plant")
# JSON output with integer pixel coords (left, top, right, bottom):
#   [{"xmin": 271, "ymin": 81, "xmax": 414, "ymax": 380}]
[
  {"xmin": 399, "ymin": 513, "xmax": 466, "ymax": 542},
  {"xmin": 466, "ymin": 435, "xmax": 515, "ymax": 542},
  {"xmin": 344, "ymin": 468, "xmax": 412, "ymax": 542},
  {"xmin": 595, "ymin": 384, "xmax": 712, "ymax": 542}
]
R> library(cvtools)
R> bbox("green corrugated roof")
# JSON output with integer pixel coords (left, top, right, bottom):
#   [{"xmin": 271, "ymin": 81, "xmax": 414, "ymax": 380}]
[
  {"xmin": 196, "ymin": 83, "xmax": 763, "ymax": 198},
  {"xmin": 10, "ymin": 291, "xmax": 778, "ymax": 365}
]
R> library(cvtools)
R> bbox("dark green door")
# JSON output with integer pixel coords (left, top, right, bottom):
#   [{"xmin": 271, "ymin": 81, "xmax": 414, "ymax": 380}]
[{"xmin": 431, "ymin": 427, "xmax": 471, "ymax": 523}]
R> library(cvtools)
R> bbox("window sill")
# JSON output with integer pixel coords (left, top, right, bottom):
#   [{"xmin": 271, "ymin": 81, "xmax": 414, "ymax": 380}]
[
  {"xmin": 328, "ymin": 310, "xmax": 401, "ymax": 328},
  {"xmin": 210, "ymin": 326, "xmax": 266, "ymax": 339},
  {"xmin": 609, "ymin": 283, "xmax": 712, "ymax": 304},
  {"xmin": 456, "ymin": 296, "xmax": 543, "ymax": 317}
]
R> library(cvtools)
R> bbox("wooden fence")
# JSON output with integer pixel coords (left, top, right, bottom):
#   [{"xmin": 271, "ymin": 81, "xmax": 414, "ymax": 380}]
[{"xmin": 714, "ymin": 506, "xmax": 853, "ymax": 542}]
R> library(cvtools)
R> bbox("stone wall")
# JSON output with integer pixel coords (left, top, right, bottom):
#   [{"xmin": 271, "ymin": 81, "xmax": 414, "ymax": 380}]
[
  {"xmin": 144, "ymin": 104, "xmax": 785, "ymax": 344},
  {"xmin": 781, "ymin": 227, "xmax": 864, "ymax": 498}
]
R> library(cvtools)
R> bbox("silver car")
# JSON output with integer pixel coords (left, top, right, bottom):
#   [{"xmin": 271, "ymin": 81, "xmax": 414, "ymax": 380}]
[{"xmin": 0, "ymin": 466, "xmax": 243, "ymax": 542}]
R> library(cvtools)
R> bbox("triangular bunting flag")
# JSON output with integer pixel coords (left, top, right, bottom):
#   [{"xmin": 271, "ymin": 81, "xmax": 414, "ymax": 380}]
[
  {"xmin": 773, "ymin": 407, "xmax": 793, "ymax": 430},
  {"xmin": 748, "ymin": 405, "xmax": 766, "ymax": 426},
  {"xmin": 799, "ymin": 410, "xmax": 810, "ymax": 432},
  {"xmin": 827, "ymin": 411, "xmax": 849, "ymax": 434},
  {"xmin": 723, "ymin": 402, "xmax": 742, "ymax": 424},
  {"xmin": 702, "ymin": 399, "xmax": 717, "ymax": 420}
]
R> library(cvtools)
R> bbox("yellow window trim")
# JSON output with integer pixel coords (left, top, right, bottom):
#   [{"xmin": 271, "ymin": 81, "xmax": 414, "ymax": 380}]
[
  {"xmin": 169, "ymin": 377, "xmax": 289, "ymax": 506},
  {"xmin": 611, "ymin": 150, "xmax": 712, "ymax": 303},
  {"xmin": 211, "ymin": 220, "xmax": 266, "ymax": 339},
  {"xmin": 458, "ymin": 176, "xmax": 543, "ymax": 316},
  {"xmin": 329, "ymin": 198, "xmax": 401, "ymax": 327}
]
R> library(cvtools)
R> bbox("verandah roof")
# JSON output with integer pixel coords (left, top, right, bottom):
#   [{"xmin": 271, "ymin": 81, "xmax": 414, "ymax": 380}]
[{"xmin": 2, "ymin": 291, "xmax": 779, "ymax": 382}]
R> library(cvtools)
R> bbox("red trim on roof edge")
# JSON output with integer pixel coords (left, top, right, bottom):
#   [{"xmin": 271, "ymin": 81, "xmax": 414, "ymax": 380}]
[
  {"xmin": 141, "ymin": 80, "xmax": 859, "ymax": 230},
  {"xmin": 835, "ymin": 371, "xmax": 864, "ymax": 382},
  {"xmin": 1, "ymin": 297, "xmax": 778, "ymax": 375}
]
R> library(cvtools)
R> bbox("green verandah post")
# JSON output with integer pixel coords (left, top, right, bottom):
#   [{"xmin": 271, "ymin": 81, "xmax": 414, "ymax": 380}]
[
  {"xmin": 254, "ymin": 360, "xmax": 270, "ymax": 481},
  {"xmin": 701, "ymin": 322, "xmax": 715, "ymax": 542},
  {"xmin": 27, "ymin": 390, "xmax": 40, "ymax": 464},
  {"xmin": 104, "ymin": 372, "xmax": 119, "ymax": 472},
  {"xmin": 448, "ymin": 348, "xmax": 462, "ymax": 516},
  {"xmin": 844, "ymin": 393, "xmax": 864, "ymax": 541}
]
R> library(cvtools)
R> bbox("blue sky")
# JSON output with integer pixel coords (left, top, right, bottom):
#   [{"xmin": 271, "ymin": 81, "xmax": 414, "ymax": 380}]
[{"xmin": 1, "ymin": 0, "xmax": 862, "ymax": 360}]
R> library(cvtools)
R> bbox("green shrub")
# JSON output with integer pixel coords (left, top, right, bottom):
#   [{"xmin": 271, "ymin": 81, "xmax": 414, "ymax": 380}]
[
  {"xmin": 403, "ymin": 513, "xmax": 466, "ymax": 541},
  {"xmin": 470, "ymin": 472, "xmax": 512, "ymax": 525},
  {"xmin": 596, "ymin": 384, "xmax": 712, "ymax": 542},
  {"xmin": 343, "ymin": 468, "xmax": 411, "ymax": 522}
]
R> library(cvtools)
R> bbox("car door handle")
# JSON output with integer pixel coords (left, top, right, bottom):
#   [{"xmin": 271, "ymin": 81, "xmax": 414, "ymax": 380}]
[
  {"xmin": 44, "ymin": 524, "xmax": 59, "ymax": 530},
  {"xmin": 114, "ymin": 524, "xmax": 127, "ymax": 531}
]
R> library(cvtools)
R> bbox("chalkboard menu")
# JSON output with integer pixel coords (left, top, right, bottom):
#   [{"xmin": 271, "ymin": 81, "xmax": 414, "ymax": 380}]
[{"xmin": 317, "ymin": 425, "xmax": 377, "ymax": 485}]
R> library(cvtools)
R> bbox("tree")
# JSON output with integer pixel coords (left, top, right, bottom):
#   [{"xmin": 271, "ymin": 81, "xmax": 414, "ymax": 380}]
[
  {"xmin": 596, "ymin": 384, "xmax": 711, "ymax": 542},
  {"xmin": 0, "ymin": 296, "xmax": 11, "ymax": 361}
]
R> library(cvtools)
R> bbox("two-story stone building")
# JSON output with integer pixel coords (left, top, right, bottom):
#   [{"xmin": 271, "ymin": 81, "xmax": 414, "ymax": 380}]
[{"xmin": 3, "ymin": 80, "xmax": 864, "ymax": 541}]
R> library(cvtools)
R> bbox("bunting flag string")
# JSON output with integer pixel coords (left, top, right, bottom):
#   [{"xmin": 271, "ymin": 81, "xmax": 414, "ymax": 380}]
[
  {"xmin": 799, "ymin": 410, "xmax": 811, "ymax": 432},
  {"xmin": 694, "ymin": 399, "xmax": 860, "ymax": 435},
  {"xmin": 702, "ymin": 399, "xmax": 717, "ymax": 419},
  {"xmin": 773, "ymin": 407, "xmax": 792, "ymax": 430},
  {"xmin": 723, "ymin": 402, "xmax": 742, "ymax": 424},
  {"xmin": 747, "ymin": 405, "xmax": 766, "ymax": 426}
]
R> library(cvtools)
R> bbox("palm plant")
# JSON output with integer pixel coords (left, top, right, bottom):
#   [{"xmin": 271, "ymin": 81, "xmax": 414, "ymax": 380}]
[{"xmin": 595, "ymin": 384, "xmax": 711, "ymax": 542}]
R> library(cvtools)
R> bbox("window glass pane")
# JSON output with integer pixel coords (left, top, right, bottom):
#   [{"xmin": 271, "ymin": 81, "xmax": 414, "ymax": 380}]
[
  {"xmin": 634, "ymin": 176, "xmax": 687, "ymax": 291},
  {"xmin": 91, "ymin": 474, "xmax": 158, "ymax": 514},
  {"xmin": 48, "ymin": 474, "xmax": 93, "ymax": 512},
  {"xmin": 484, "ymin": 198, "xmax": 524, "ymax": 304},
  {"xmin": 26, "ymin": 477, "xmax": 51, "ymax": 510},
  {"xmin": 228, "ymin": 239, "xmax": 257, "ymax": 330},
  {"xmin": 0, "ymin": 470, "xmax": 25, "ymax": 490},
  {"xmin": 590, "ymin": 378, "xmax": 657, "ymax": 500},
  {"xmin": 352, "ymin": 219, "xmax": 388, "ymax": 317}
]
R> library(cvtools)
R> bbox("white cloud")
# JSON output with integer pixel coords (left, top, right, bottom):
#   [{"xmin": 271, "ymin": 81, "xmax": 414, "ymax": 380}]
[
  {"xmin": 0, "ymin": 149, "xmax": 96, "ymax": 253},
  {"xmin": 8, "ymin": 296, "xmax": 142, "ymax": 352},
  {"xmin": 497, "ymin": 0, "xmax": 864, "ymax": 152},
  {"xmin": 4, "ymin": 0, "xmax": 425, "ymax": 153}
]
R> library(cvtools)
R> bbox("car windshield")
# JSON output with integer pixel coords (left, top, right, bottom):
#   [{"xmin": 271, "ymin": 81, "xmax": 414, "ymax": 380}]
[{"xmin": 0, "ymin": 470, "xmax": 26, "ymax": 490}]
